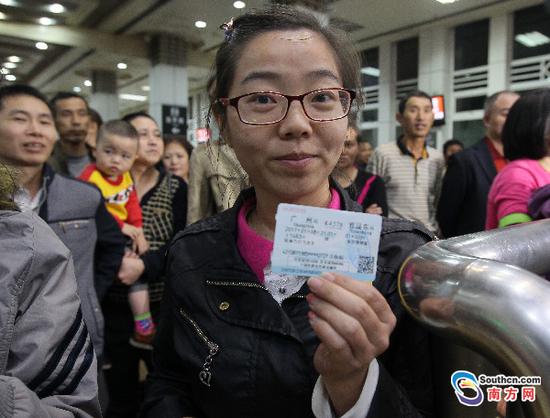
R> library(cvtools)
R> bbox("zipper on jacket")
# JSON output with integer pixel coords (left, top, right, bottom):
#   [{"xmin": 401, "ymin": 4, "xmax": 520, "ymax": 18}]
[
  {"xmin": 206, "ymin": 280, "xmax": 308, "ymax": 301},
  {"xmin": 179, "ymin": 307, "xmax": 219, "ymax": 388},
  {"xmin": 206, "ymin": 279, "xmax": 268, "ymax": 291}
]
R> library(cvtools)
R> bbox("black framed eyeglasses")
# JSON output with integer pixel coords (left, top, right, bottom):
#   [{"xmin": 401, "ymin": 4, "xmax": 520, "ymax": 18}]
[{"xmin": 216, "ymin": 88, "xmax": 356, "ymax": 125}]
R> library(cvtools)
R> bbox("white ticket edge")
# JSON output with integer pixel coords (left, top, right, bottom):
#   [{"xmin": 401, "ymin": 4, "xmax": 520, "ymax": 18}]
[{"xmin": 270, "ymin": 203, "xmax": 382, "ymax": 281}]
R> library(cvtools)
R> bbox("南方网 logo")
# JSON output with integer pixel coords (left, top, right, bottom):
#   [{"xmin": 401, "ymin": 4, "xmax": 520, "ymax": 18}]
[{"xmin": 451, "ymin": 370, "xmax": 485, "ymax": 407}]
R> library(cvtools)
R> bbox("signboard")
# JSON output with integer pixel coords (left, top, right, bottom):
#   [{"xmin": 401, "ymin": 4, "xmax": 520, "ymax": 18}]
[
  {"xmin": 162, "ymin": 105, "xmax": 187, "ymax": 135},
  {"xmin": 431, "ymin": 95, "xmax": 445, "ymax": 127}
]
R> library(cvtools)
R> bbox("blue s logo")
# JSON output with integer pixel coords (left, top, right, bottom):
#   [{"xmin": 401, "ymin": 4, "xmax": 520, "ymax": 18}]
[{"xmin": 451, "ymin": 370, "xmax": 484, "ymax": 407}]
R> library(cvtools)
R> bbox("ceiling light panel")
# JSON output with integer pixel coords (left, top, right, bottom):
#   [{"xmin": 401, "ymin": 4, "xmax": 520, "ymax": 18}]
[
  {"xmin": 39, "ymin": 17, "xmax": 56, "ymax": 25},
  {"xmin": 48, "ymin": 3, "xmax": 65, "ymax": 14},
  {"xmin": 515, "ymin": 31, "xmax": 550, "ymax": 48},
  {"xmin": 120, "ymin": 94, "xmax": 147, "ymax": 102}
]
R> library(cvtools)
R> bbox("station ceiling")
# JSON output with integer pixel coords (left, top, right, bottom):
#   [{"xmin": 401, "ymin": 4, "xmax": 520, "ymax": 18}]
[{"xmin": 0, "ymin": 0, "xmax": 543, "ymax": 113}]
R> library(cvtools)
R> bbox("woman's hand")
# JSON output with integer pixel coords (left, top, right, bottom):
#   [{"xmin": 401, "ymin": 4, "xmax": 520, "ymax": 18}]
[
  {"xmin": 133, "ymin": 228, "xmax": 150, "ymax": 255},
  {"xmin": 306, "ymin": 272, "xmax": 396, "ymax": 416},
  {"xmin": 365, "ymin": 204, "xmax": 383, "ymax": 215},
  {"xmin": 118, "ymin": 252, "xmax": 145, "ymax": 285}
]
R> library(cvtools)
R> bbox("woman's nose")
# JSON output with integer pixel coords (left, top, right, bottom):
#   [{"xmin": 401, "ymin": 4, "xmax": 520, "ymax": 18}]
[{"xmin": 278, "ymin": 100, "xmax": 312, "ymax": 139}]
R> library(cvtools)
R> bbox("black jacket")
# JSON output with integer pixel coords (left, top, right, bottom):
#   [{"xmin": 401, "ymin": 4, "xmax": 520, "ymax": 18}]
[
  {"xmin": 141, "ymin": 186, "xmax": 434, "ymax": 418},
  {"xmin": 437, "ymin": 139, "xmax": 497, "ymax": 238},
  {"xmin": 344, "ymin": 171, "xmax": 388, "ymax": 216}
]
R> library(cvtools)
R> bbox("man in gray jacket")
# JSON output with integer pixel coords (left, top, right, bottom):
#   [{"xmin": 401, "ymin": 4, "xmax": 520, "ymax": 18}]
[
  {"xmin": 0, "ymin": 164, "xmax": 100, "ymax": 417},
  {"xmin": 0, "ymin": 84, "xmax": 125, "ymax": 364}
]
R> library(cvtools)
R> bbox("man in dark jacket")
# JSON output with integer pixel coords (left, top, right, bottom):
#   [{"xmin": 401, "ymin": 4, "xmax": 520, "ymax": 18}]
[
  {"xmin": 437, "ymin": 91, "xmax": 519, "ymax": 237},
  {"xmin": 0, "ymin": 84, "xmax": 125, "ymax": 361},
  {"xmin": 48, "ymin": 92, "xmax": 91, "ymax": 177}
]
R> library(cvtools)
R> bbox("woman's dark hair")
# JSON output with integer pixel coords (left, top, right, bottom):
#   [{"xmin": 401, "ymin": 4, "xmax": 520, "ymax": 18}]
[
  {"xmin": 443, "ymin": 139, "xmax": 464, "ymax": 155},
  {"xmin": 209, "ymin": 5, "xmax": 361, "ymax": 122},
  {"xmin": 122, "ymin": 111, "xmax": 158, "ymax": 126},
  {"xmin": 163, "ymin": 134, "xmax": 194, "ymax": 158},
  {"xmin": 89, "ymin": 108, "xmax": 103, "ymax": 127},
  {"xmin": 502, "ymin": 89, "xmax": 550, "ymax": 161}
]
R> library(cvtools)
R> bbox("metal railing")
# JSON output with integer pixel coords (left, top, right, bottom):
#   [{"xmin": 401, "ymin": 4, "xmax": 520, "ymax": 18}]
[{"xmin": 399, "ymin": 220, "xmax": 550, "ymax": 418}]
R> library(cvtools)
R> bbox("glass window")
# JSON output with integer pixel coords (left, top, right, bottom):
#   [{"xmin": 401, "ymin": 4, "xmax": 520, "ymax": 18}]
[
  {"xmin": 362, "ymin": 109, "xmax": 378, "ymax": 122},
  {"xmin": 361, "ymin": 128, "xmax": 378, "ymax": 147},
  {"xmin": 395, "ymin": 125, "xmax": 403, "ymax": 139},
  {"xmin": 456, "ymin": 96, "xmax": 486, "ymax": 112},
  {"xmin": 360, "ymin": 47, "xmax": 380, "ymax": 87},
  {"xmin": 396, "ymin": 37, "xmax": 418, "ymax": 81},
  {"xmin": 188, "ymin": 96, "xmax": 194, "ymax": 120},
  {"xmin": 513, "ymin": 5, "xmax": 550, "ymax": 60},
  {"xmin": 452, "ymin": 120, "xmax": 485, "ymax": 148},
  {"xmin": 454, "ymin": 19, "xmax": 489, "ymax": 70}
]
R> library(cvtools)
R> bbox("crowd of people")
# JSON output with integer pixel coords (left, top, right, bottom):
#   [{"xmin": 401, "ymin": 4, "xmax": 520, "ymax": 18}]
[{"xmin": 1, "ymin": 3, "xmax": 549, "ymax": 418}]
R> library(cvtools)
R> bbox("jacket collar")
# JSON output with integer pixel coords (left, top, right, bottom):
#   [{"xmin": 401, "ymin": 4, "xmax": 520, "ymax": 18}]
[
  {"xmin": 397, "ymin": 135, "xmax": 429, "ymax": 159},
  {"xmin": 231, "ymin": 177, "xmax": 361, "ymax": 219}
]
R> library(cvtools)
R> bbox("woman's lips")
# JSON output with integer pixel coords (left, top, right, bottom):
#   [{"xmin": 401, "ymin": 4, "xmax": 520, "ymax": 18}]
[{"xmin": 275, "ymin": 154, "xmax": 316, "ymax": 169}]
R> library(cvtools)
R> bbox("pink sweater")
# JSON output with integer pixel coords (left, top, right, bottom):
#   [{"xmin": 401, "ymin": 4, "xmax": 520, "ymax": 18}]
[
  {"xmin": 486, "ymin": 159, "xmax": 550, "ymax": 229},
  {"xmin": 237, "ymin": 191, "xmax": 341, "ymax": 282}
]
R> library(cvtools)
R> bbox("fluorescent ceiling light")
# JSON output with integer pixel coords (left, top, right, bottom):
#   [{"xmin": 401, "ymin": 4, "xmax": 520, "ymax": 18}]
[
  {"xmin": 5, "ymin": 74, "xmax": 16, "ymax": 81},
  {"xmin": 84, "ymin": 80, "xmax": 92, "ymax": 87},
  {"xmin": 38, "ymin": 17, "xmax": 56, "ymax": 25},
  {"xmin": 195, "ymin": 20, "xmax": 207, "ymax": 28},
  {"xmin": 73, "ymin": 86, "xmax": 81, "ymax": 93},
  {"xmin": 141, "ymin": 85, "xmax": 150, "ymax": 91},
  {"xmin": 120, "ymin": 94, "xmax": 147, "ymax": 102},
  {"xmin": 117, "ymin": 62, "xmax": 127, "ymax": 70},
  {"xmin": 435, "ymin": 0, "xmax": 459, "ymax": 3},
  {"xmin": 0, "ymin": 0, "xmax": 19, "ymax": 6},
  {"xmin": 515, "ymin": 31, "xmax": 550, "ymax": 48},
  {"xmin": 35, "ymin": 42, "xmax": 49, "ymax": 50},
  {"xmin": 49, "ymin": 3, "xmax": 65, "ymax": 13},
  {"xmin": 233, "ymin": 1, "xmax": 246, "ymax": 9},
  {"xmin": 3, "ymin": 62, "xmax": 17, "ymax": 69},
  {"xmin": 7, "ymin": 55, "xmax": 20, "ymax": 63},
  {"xmin": 361, "ymin": 67, "xmax": 380, "ymax": 77}
]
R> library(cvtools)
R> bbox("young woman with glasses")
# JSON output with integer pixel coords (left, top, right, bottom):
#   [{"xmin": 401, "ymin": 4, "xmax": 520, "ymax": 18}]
[{"xmin": 142, "ymin": 6, "xmax": 434, "ymax": 418}]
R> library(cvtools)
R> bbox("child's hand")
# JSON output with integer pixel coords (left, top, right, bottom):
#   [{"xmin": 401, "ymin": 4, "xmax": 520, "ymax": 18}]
[
  {"xmin": 133, "ymin": 228, "xmax": 150, "ymax": 255},
  {"xmin": 122, "ymin": 223, "xmax": 140, "ymax": 240}
]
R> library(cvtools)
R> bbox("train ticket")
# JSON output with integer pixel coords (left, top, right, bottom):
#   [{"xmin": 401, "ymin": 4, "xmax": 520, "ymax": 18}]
[{"xmin": 271, "ymin": 203, "xmax": 382, "ymax": 281}]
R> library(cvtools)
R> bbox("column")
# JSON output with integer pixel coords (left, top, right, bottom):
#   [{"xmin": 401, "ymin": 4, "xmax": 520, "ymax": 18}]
[
  {"xmin": 418, "ymin": 26, "xmax": 453, "ymax": 148},
  {"xmin": 90, "ymin": 70, "xmax": 119, "ymax": 120},
  {"xmin": 377, "ymin": 41, "xmax": 393, "ymax": 145},
  {"xmin": 487, "ymin": 13, "xmax": 512, "ymax": 94},
  {"xmin": 148, "ymin": 34, "xmax": 188, "ymax": 136}
]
